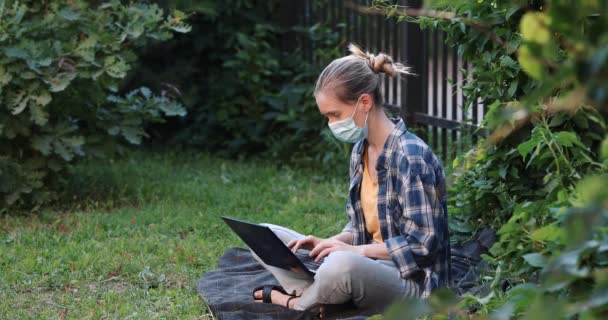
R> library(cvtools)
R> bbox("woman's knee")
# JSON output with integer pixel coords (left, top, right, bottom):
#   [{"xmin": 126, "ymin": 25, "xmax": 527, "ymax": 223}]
[
  {"xmin": 259, "ymin": 223, "xmax": 285, "ymax": 238},
  {"xmin": 259, "ymin": 223, "xmax": 304, "ymax": 244},
  {"xmin": 259, "ymin": 222, "xmax": 278, "ymax": 228},
  {"xmin": 315, "ymin": 250, "xmax": 363, "ymax": 280}
]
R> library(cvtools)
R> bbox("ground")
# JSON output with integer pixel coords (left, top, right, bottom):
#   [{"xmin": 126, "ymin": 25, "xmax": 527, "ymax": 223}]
[{"xmin": 0, "ymin": 150, "xmax": 349, "ymax": 319}]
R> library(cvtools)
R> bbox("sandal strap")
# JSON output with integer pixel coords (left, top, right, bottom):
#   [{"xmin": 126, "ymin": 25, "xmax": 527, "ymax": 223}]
[
  {"xmin": 262, "ymin": 286, "xmax": 273, "ymax": 303},
  {"xmin": 286, "ymin": 295, "xmax": 297, "ymax": 309},
  {"xmin": 254, "ymin": 284, "xmax": 294, "ymax": 305}
]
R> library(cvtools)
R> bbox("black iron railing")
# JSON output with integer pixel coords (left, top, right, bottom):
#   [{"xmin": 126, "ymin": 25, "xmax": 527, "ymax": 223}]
[{"xmin": 281, "ymin": 0, "xmax": 487, "ymax": 165}]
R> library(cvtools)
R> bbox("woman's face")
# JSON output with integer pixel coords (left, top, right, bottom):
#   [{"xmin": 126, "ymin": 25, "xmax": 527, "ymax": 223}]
[{"xmin": 315, "ymin": 91, "xmax": 371, "ymax": 127}]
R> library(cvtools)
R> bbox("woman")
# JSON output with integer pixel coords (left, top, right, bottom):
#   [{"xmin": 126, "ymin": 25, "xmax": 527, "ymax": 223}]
[{"xmin": 251, "ymin": 43, "xmax": 451, "ymax": 317}]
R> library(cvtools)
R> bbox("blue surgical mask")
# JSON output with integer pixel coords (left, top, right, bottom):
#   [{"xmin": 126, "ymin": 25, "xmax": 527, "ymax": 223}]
[{"xmin": 328, "ymin": 97, "xmax": 369, "ymax": 143}]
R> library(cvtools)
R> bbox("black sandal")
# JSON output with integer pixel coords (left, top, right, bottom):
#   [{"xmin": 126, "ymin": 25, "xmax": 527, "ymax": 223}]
[{"xmin": 252, "ymin": 285, "xmax": 298, "ymax": 308}]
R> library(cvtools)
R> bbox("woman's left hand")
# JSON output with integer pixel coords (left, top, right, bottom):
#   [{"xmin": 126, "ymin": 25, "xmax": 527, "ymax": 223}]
[{"xmin": 309, "ymin": 239, "xmax": 364, "ymax": 262}]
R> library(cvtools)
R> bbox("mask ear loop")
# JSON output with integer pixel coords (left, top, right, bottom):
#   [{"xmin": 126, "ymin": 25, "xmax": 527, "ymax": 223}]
[
  {"xmin": 354, "ymin": 95, "xmax": 370, "ymax": 126},
  {"xmin": 354, "ymin": 96, "xmax": 370, "ymax": 128}
]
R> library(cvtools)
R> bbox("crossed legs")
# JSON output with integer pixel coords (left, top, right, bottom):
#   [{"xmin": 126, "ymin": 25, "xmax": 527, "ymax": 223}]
[{"xmin": 250, "ymin": 223, "xmax": 420, "ymax": 313}]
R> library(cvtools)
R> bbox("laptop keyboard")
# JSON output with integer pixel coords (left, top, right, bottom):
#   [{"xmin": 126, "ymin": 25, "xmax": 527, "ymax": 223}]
[{"xmin": 294, "ymin": 249, "xmax": 324, "ymax": 272}]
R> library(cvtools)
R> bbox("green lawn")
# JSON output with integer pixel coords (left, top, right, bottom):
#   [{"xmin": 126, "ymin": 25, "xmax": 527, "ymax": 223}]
[{"xmin": 0, "ymin": 150, "xmax": 351, "ymax": 319}]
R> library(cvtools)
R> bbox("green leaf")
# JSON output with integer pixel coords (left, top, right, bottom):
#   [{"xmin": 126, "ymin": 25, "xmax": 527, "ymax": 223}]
[
  {"xmin": 140, "ymin": 87, "xmax": 151, "ymax": 99},
  {"xmin": 518, "ymin": 134, "xmax": 542, "ymax": 159},
  {"xmin": 169, "ymin": 24, "xmax": 192, "ymax": 33},
  {"xmin": 548, "ymin": 114, "xmax": 567, "ymax": 127},
  {"xmin": 518, "ymin": 45, "xmax": 544, "ymax": 80},
  {"xmin": 507, "ymin": 81, "xmax": 518, "ymax": 97},
  {"xmin": 9, "ymin": 90, "xmax": 29, "ymax": 115},
  {"xmin": 520, "ymin": 13, "xmax": 551, "ymax": 44},
  {"xmin": 500, "ymin": 55, "xmax": 518, "ymax": 69},
  {"xmin": 554, "ymin": 131, "xmax": 584, "ymax": 148},
  {"xmin": 452, "ymin": 156, "xmax": 460, "ymax": 168},
  {"xmin": 61, "ymin": 136, "xmax": 85, "ymax": 148},
  {"xmin": 521, "ymin": 296, "xmax": 563, "ymax": 320},
  {"xmin": 506, "ymin": 6, "xmax": 520, "ymax": 20},
  {"xmin": 46, "ymin": 72, "xmax": 77, "ymax": 92},
  {"xmin": 31, "ymin": 135, "xmax": 53, "ymax": 155},
  {"xmin": 58, "ymin": 8, "xmax": 81, "ymax": 21},
  {"xmin": 29, "ymin": 104, "xmax": 49, "ymax": 126},
  {"xmin": 30, "ymin": 91, "xmax": 52, "ymax": 107},
  {"xmin": 3, "ymin": 46, "xmax": 29, "ymax": 60},
  {"xmin": 542, "ymin": 177, "xmax": 560, "ymax": 194},
  {"xmin": 498, "ymin": 165, "xmax": 507, "ymax": 179},
  {"xmin": 530, "ymin": 224, "xmax": 563, "ymax": 242},
  {"xmin": 159, "ymin": 100, "xmax": 186, "ymax": 117},
  {"xmin": 121, "ymin": 127, "xmax": 145, "ymax": 145},
  {"xmin": 0, "ymin": 65, "xmax": 13, "ymax": 86},
  {"xmin": 108, "ymin": 127, "xmax": 120, "ymax": 136},
  {"xmin": 573, "ymin": 112, "xmax": 589, "ymax": 129},
  {"xmin": 449, "ymin": 220, "xmax": 473, "ymax": 233},
  {"xmin": 523, "ymin": 253, "xmax": 546, "ymax": 268},
  {"xmin": 542, "ymin": 241, "xmax": 598, "ymax": 291},
  {"xmin": 601, "ymin": 137, "xmax": 608, "ymax": 160},
  {"xmin": 52, "ymin": 140, "xmax": 73, "ymax": 161},
  {"xmin": 104, "ymin": 56, "xmax": 130, "ymax": 78},
  {"xmin": 481, "ymin": 253, "xmax": 498, "ymax": 265},
  {"xmin": 75, "ymin": 36, "xmax": 98, "ymax": 62}
]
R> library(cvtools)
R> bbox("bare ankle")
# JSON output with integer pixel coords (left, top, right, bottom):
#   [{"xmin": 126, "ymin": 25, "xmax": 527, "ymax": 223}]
[{"xmin": 287, "ymin": 297, "xmax": 298, "ymax": 309}]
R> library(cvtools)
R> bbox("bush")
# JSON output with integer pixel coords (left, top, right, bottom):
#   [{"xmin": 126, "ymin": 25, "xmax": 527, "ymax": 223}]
[
  {"xmin": 372, "ymin": 0, "xmax": 608, "ymax": 318},
  {"xmin": 0, "ymin": 0, "xmax": 189, "ymax": 211},
  {"xmin": 128, "ymin": 1, "xmax": 351, "ymax": 174}
]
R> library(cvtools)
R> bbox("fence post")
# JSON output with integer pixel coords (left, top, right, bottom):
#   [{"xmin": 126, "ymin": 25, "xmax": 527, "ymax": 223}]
[
  {"xmin": 401, "ymin": 0, "xmax": 427, "ymax": 140},
  {"xmin": 279, "ymin": 0, "xmax": 299, "ymax": 54}
]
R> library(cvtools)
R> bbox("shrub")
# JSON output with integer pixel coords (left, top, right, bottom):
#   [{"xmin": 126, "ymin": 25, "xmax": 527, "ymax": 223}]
[
  {"xmin": 372, "ymin": 0, "xmax": 608, "ymax": 318},
  {"xmin": 0, "ymin": 0, "xmax": 189, "ymax": 211},
  {"xmin": 128, "ymin": 1, "xmax": 351, "ymax": 174}
]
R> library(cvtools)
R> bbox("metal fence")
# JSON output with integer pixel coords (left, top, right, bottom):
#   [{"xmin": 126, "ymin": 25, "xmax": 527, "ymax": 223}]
[{"xmin": 281, "ymin": 0, "xmax": 486, "ymax": 165}]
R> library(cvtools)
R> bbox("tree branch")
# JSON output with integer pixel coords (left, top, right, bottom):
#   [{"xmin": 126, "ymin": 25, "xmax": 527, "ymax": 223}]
[{"xmin": 344, "ymin": 1, "xmax": 506, "ymax": 48}]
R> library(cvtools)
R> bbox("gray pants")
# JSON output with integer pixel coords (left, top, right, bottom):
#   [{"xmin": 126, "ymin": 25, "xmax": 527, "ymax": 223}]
[{"xmin": 250, "ymin": 223, "xmax": 420, "ymax": 312}]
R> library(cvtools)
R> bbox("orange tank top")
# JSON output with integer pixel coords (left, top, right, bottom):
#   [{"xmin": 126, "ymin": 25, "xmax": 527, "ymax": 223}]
[{"xmin": 361, "ymin": 148, "xmax": 383, "ymax": 243}]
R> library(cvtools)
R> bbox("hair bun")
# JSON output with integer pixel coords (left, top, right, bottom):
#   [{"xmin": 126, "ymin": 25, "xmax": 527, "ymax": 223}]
[{"xmin": 347, "ymin": 42, "xmax": 413, "ymax": 78}]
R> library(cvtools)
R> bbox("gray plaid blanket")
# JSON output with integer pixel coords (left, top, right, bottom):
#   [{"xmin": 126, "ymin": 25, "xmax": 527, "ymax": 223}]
[
  {"xmin": 196, "ymin": 247, "xmax": 379, "ymax": 320},
  {"xmin": 197, "ymin": 228, "xmax": 496, "ymax": 319}
]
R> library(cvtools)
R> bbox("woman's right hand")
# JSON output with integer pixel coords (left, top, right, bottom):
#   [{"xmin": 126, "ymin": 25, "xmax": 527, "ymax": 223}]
[{"xmin": 287, "ymin": 235, "xmax": 325, "ymax": 253}]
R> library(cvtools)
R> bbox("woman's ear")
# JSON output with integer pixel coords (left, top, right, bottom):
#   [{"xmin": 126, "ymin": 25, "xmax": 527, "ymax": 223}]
[{"xmin": 361, "ymin": 94, "xmax": 373, "ymax": 113}]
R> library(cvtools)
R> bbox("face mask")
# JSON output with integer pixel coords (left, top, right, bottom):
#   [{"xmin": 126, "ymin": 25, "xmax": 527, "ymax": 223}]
[{"xmin": 328, "ymin": 97, "xmax": 369, "ymax": 143}]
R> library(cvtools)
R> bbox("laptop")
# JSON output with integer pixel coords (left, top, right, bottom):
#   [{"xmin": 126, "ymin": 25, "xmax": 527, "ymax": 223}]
[{"xmin": 221, "ymin": 216, "xmax": 324, "ymax": 279}]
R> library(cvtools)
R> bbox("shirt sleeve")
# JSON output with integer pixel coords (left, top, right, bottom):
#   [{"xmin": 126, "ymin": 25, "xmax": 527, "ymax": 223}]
[{"xmin": 384, "ymin": 172, "xmax": 441, "ymax": 279}]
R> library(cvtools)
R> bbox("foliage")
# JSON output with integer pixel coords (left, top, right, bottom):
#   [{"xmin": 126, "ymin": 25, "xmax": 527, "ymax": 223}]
[
  {"xmin": 450, "ymin": 108, "xmax": 605, "ymax": 236},
  {"xmin": 128, "ymin": 1, "xmax": 351, "ymax": 174},
  {"xmin": 126, "ymin": 0, "xmax": 282, "ymax": 153},
  {"xmin": 372, "ymin": 0, "xmax": 608, "ymax": 319},
  {"xmin": 258, "ymin": 24, "xmax": 351, "ymax": 172},
  {"xmin": 383, "ymin": 190, "xmax": 608, "ymax": 319},
  {"xmin": 0, "ymin": 0, "xmax": 188, "ymax": 211}
]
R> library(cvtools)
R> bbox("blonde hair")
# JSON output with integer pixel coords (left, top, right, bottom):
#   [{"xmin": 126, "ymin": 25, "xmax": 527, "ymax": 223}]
[{"xmin": 314, "ymin": 42, "xmax": 413, "ymax": 106}]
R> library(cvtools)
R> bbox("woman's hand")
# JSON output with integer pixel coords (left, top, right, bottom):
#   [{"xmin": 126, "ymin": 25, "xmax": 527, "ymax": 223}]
[
  {"xmin": 287, "ymin": 235, "xmax": 325, "ymax": 253},
  {"xmin": 308, "ymin": 239, "xmax": 364, "ymax": 262}
]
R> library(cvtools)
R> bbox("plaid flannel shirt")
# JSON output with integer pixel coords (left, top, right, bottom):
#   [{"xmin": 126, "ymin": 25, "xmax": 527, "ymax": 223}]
[{"xmin": 341, "ymin": 117, "xmax": 451, "ymax": 298}]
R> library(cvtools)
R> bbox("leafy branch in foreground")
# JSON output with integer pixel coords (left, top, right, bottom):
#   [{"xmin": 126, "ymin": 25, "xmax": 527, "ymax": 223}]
[{"xmin": 364, "ymin": 0, "xmax": 608, "ymax": 319}]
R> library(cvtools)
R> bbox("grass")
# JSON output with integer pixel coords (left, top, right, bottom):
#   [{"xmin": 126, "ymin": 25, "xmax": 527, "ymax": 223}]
[{"xmin": 0, "ymin": 149, "xmax": 352, "ymax": 319}]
